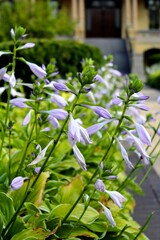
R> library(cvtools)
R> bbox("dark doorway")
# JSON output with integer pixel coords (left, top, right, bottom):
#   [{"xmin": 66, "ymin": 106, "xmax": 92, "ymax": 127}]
[{"xmin": 86, "ymin": 0, "xmax": 121, "ymax": 38}]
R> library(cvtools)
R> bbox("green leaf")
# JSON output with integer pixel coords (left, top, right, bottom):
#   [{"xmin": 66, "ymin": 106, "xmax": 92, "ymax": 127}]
[
  {"xmin": 49, "ymin": 203, "xmax": 99, "ymax": 225},
  {"xmin": 0, "ymin": 192, "xmax": 15, "ymax": 226},
  {"xmin": 11, "ymin": 228, "xmax": 50, "ymax": 240},
  {"xmin": 58, "ymin": 175, "xmax": 84, "ymax": 204}
]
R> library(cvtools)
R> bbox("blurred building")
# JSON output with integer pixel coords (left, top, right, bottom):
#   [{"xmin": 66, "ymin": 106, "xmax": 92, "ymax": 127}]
[{"xmin": 59, "ymin": 0, "xmax": 160, "ymax": 77}]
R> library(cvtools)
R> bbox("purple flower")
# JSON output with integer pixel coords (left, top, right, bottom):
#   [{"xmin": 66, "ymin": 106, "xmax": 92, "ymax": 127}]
[
  {"xmin": 10, "ymin": 176, "xmax": 26, "ymax": 190},
  {"xmin": 50, "ymin": 93, "xmax": 68, "ymax": 108},
  {"xmin": 40, "ymin": 127, "xmax": 51, "ymax": 132},
  {"xmin": 105, "ymin": 190, "xmax": 126, "ymax": 208},
  {"xmin": 156, "ymin": 129, "xmax": 160, "ymax": 136},
  {"xmin": 10, "ymin": 98, "xmax": 31, "ymax": 108},
  {"xmin": 111, "ymin": 97, "xmax": 122, "ymax": 105},
  {"xmin": 17, "ymin": 43, "xmax": 35, "ymax": 50},
  {"xmin": 73, "ymin": 144, "xmax": 87, "ymax": 171},
  {"xmin": 98, "ymin": 201, "xmax": 116, "ymax": 227},
  {"xmin": 130, "ymin": 104, "xmax": 150, "ymax": 111},
  {"xmin": 95, "ymin": 179, "xmax": 106, "ymax": 192},
  {"xmin": 68, "ymin": 113, "xmax": 91, "ymax": 146},
  {"xmin": 131, "ymin": 93, "xmax": 149, "ymax": 101},
  {"xmin": 26, "ymin": 61, "xmax": 46, "ymax": 79},
  {"xmin": 84, "ymin": 105, "xmax": 112, "ymax": 119},
  {"xmin": 117, "ymin": 140, "xmax": 134, "ymax": 169},
  {"xmin": 109, "ymin": 69, "xmax": 122, "ymax": 77},
  {"xmin": 28, "ymin": 140, "xmax": 53, "ymax": 166},
  {"xmin": 94, "ymin": 74, "xmax": 103, "ymax": 82},
  {"xmin": 48, "ymin": 115, "xmax": 60, "ymax": 129},
  {"xmin": 0, "ymin": 67, "xmax": 7, "ymax": 80},
  {"xmin": 53, "ymin": 82, "xmax": 70, "ymax": 92},
  {"xmin": 22, "ymin": 110, "xmax": 32, "ymax": 126},
  {"xmin": 87, "ymin": 120, "xmax": 111, "ymax": 136},
  {"xmin": 35, "ymin": 167, "xmax": 41, "ymax": 174},
  {"xmin": 48, "ymin": 109, "xmax": 68, "ymax": 120},
  {"xmin": 157, "ymin": 96, "xmax": 160, "ymax": 104},
  {"xmin": 135, "ymin": 122, "xmax": 151, "ymax": 146},
  {"xmin": 127, "ymin": 131, "xmax": 150, "ymax": 162}
]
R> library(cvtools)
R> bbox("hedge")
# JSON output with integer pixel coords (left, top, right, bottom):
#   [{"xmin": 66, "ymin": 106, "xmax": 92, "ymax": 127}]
[{"xmin": 0, "ymin": 39, "xmax": 104, "ymax": 81}]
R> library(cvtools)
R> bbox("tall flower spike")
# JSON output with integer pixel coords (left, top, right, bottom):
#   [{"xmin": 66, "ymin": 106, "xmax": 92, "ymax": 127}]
[{"xmin": 98, "ymin": 201, "xmax": 116, "ymax": 228}]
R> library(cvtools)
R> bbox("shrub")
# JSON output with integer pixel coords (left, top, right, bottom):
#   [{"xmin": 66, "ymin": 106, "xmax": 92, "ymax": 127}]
[
  {"xmin": 0, "ymin": 39, "xmax": 105, "ymax": 80},
  {"xmin": 146, "ymin": 63, "xmax": 160, "ymax": 89},
  {"xmin": 0, "ymin": 0, "xmax": 75, "ymax": 40}
]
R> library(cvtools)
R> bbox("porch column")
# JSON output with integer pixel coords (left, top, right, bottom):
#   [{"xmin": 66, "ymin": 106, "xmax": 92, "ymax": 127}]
[
  {"xmin": 78, "ymin": 0, "xmax": 85, "ymax": 38},
  {"xmin": 125, "ymin": 0, "xmax": 132, "ymax": 27},
  {"xmin": 132, "ymin": 0, "xmax": 138, "ymax": 30},
  {"xmin": 71, "ymin": 0, "xmax": 78, "ymax": 21}
]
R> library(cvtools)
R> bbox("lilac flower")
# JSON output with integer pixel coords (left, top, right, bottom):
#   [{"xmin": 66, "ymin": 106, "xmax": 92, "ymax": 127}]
[
  {"xmin": 48, "ymin": 115, "xmax": 60, "ymax": 129},
  {"xmin": 3, "ymin": 72, "xmax": 16, "ymax": 87},
  {"xmin": 84, "ymin": 105, "xmax": 112, "ymax": 119},
  {"xmin": 130, "ymin": 104, "xmax": 150, "ymax": 111},
  {"xmin": 111, "ymin": 97, "xmax": 122, "ymax": 105},
  {"xmin": 72, "ymin": 144, "xmax": 87, "ymax": 171},
  {"xmin": 95, "ymin": 179, "xmax": 106, "ymax": 192},
  {"xmin": 109, "ymin": 69, "xmax": 122, "ymax": 77},
  {"xmin": 157, "ymin": 96, "xmax": 160, "ymax": 104},
  {"xmin": 98, "ymin": 201, "xmax": 116, "ymax": 227},
  {"xmin": 94, "ymin": 74, "xmax": 103, "ymax": 82},
  {"xmin": 26, "ymin": 61, "xmax": 46, "ymax": 79},
  {"xmin": 105, "ymin": 190, "xmax": 126, "ymax": 208},
  {"xmin": 17, "ymin": 43, "xmax": 35, "ymax": 50},
  {"xmin": 0, "ymin": 67, "xmax": 7, "ymax": 80},
  {"xmin": 22, "ymin": 110, "xmax": 32, "ymax": 126},
  {"xmin": 48, "ymin": 109, "xmax": 68, "ymax": 120},
  {"xmin": 35, "ymin": 167, "xmax": 41, "ymax": 174},
  {"xmin": 156, "ymin": 129, "xmax": 160, "ymax": 136},
  {"xmin": 50, "ymin": 93, "xmax": 68, "ymax": 108},
  {"xmin": 53, "ymin": 82, "xmax": 70, "ymax": 92},
  {"xmin": 87, "ymin": 120, "xmax": 111, "ymax": 136},
  {"xmin": 131, "ymin": 93, "xmax": 149, "ymax": 101},
  {"xmin": 10, "ymin": 98, "xmax": 31, "ymax": 108},
  {"xmin": 127, "ymin": 131, "xmax": 150, "ymax": 162},
  {"xmin": 40, "ymin": 127, "xmax": 51, "ymax": 132},
  {"xmin": 135, "ymin": 122, "xmax": 151, "ymax": 146},
  {"xmin": 28, "ymin": 140, "xmax": 53, "ymax": 166},
  {"xmin": 68, "ymin": 113, "xmax": 91, "ymax": 146},
  {"xmin": 117, "ymin": 140, "xmax": 134, "ymax": 169},
  {"xmin": 11, "ymin": 176, "xmax": 27, "ymax": 190}
]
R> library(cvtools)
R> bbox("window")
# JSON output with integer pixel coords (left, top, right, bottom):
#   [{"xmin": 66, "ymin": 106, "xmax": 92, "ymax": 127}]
[{"xmin": 148, "ymin": 0, "xmax": 160, "ymax": 29}]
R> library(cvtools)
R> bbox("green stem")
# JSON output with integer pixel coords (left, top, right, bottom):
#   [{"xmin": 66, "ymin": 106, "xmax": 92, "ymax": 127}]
[
  {"xmin": 16, "ymin": 123, "xmax": 35, "ymax": 176},
  {"xmin": 2, "ymin": 87, "xmax": 83, "ymax": 236},
  {"xmin": 62, "ymin": 96, "xmax": 130, "ymax": 223}
]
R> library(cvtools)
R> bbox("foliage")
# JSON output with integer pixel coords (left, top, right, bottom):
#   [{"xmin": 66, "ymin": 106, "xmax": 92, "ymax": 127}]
[
  {"xmin": 146, "ymin": 63, "xmax": 160, "ymax": 89},
  {"xmin": 0, "ymin": 38, "xmax": 104, "ymax": 81},
  {"xmin": 0, "ymin": 26, "xmax": 158, "ymax": 240},
  {"xmin": 0, "ymin": 0, "xmax": 75, "ymax": 41}
]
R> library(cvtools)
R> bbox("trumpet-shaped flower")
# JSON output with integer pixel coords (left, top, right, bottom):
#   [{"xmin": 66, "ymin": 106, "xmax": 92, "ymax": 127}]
[
  {"xmin": 84, "ymin": 105, "xmax": 112, "ymax": 119},
  {"xmin": 95, "ymin": 179, "xmax": 126, "ymax": 208},
  {"xmin": 98, "ymin": 201, "xmax": 116, "ymax": 227},
  {"xmin": 87, "ymin": 120, "xmax": 112, "ymax": 136},
  {"xmin": 28, "ymin": 140, "xmax": 53, "ymax": 166},
  {"xmin": 0, "ymin": 67, "xmax": 7, "ymax": 80},
  {"xmin": 17, "ymin": 43, "xmax": 35, "ymax": 50},
  {"xmin": 48, "ymin": 109, "xmax": 68, "ymax": 120},
  {"xmin": 22, "ymin": 110, "xmax": 32, "ymax": 126},
  {"xmin": 72, "ymin": 144, "xmax": 87, "ymax": 171},
  {"xmin": 68, "ymin": 113, "xmax": 91, "ymax": 146},
  {"xmin": 53, "ymin": 82, "xmax": 70, "ymax": 92},
  {"xmin": 26, "ymin": 61, "xmax": 46, "ymax": 79},
  {"xmin": 50, "ymin": 93, "xmax": 68, "ymax": 108},
  {"xmin": 48, "ymin": 115, "xmax": 60, "ymax": 129},
  {"xmin": 10, "ymin": 98, "xmax": 32, "ymax": 108},
  {"xmin": 135, "ymin": 122, "xmax": 151, "ymax": 146},
  {"xmin": 105, "ymin": 190, "xmax": 126, "ymax": 208},
  {"xmin": 117, "ymin": 140, "xmax": 134, "ymax": 169}
]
